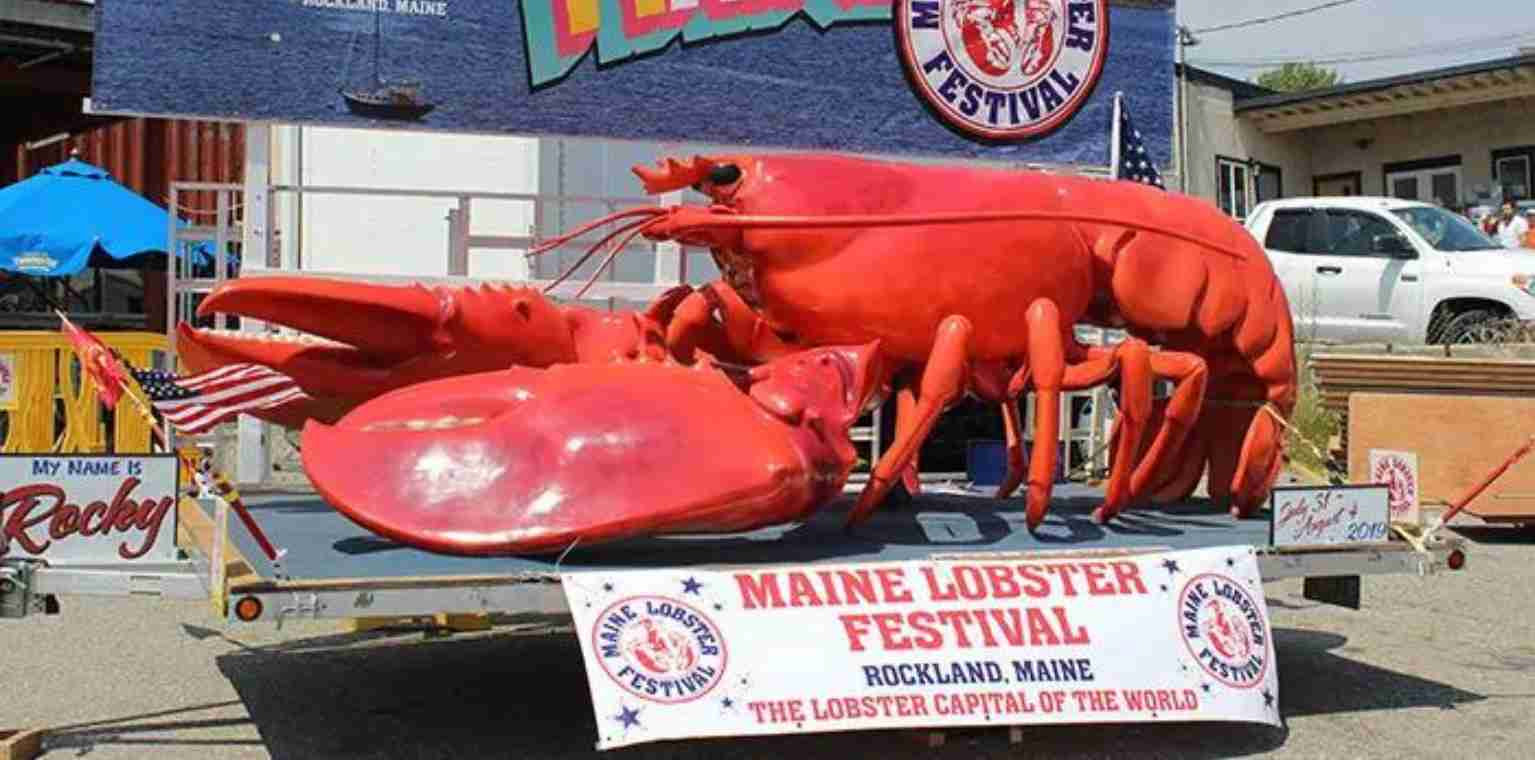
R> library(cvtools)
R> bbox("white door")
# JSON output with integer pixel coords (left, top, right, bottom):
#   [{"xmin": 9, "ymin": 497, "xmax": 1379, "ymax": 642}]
[
  {"xmin": 1256, "ymin": 207, "xmax": 1324, "ymax": 337},
  {"xmin": 1261, "ymin": 208, "xmax": 1422, "ymax": 342},
  {"xmin": 1387, "ymin": 166, "xmax": 1462, "ymax": 208},
  {"xmin": 1495, "ymin": 154, "xmax": 1531, "ymax": 200},
  {"xmin": 1310, "ymin": 209, "xmax": 1423, "ymax": 342}
]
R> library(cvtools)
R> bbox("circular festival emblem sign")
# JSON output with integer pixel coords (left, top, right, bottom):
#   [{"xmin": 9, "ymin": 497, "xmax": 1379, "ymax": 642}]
[
  {"xmin": 896, "ymin": 0, "xmax": 1110, "ymax": 141},
  {"xmin": 1177, "ymin": 573, "xmax": 1269, "ymax": 689},
  {"xmin": 592, "ymin": 595, "xmax": 728, "ymax": 705},
  {"xmin": 1371, "ymin": 455, "xmax": 1418, "ymax": 519}
]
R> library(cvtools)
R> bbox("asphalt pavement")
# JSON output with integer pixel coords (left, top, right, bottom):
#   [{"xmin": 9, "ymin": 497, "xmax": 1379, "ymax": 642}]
[{"xmin": 3, "ymin": 514, "xmax": 1533, "ymax": 760}]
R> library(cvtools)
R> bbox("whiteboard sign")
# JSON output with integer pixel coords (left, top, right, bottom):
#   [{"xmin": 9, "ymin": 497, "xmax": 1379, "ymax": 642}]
[
  {"xmin": 0, "ymin": 455, "xmax": 180, "ymax": 564},
  {"xmin": 1269, "ymin": 485, "xmax": 1391, "ymax": 548}
]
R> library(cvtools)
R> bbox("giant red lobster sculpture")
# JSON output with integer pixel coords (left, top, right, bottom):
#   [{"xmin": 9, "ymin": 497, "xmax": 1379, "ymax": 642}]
[{"xmin": 185, "ymin": 152, "xmax": 1295, "ymax": 555}]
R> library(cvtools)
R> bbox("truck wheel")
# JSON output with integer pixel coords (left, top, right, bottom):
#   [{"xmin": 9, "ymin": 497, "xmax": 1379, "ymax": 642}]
[{"xmin": 1438, "ymin": 309, "xmax": 1504, "ymax": 344}]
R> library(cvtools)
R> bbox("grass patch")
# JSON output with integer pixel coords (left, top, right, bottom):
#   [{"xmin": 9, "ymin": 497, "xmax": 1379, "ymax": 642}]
[{"xmin": 1285, "ymin": 345, "xmax": 1340, "ymax": 476}]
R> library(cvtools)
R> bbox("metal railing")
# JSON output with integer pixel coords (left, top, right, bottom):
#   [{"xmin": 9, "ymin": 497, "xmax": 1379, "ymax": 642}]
[{"xmin": 0, "ymin": 331, "xmax": 169, "ymax": 454}]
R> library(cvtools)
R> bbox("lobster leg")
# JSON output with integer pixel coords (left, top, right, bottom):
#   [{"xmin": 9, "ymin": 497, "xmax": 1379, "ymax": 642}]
[
  {"xmin": 895, "ymin": 385, "xmax": 924, "ymax": 496},
  {"xmin": 664, "ymin": 286, "xmax": 736, "ymax": 365},
  {"xmin": 666, "ymin": 282, "xmax": 794, "ymax": 366},
  {"xmin": 996, "ymin": 399, "xmax": 1027, "ymax": 499},
  {"xmin": 1090, "ymin": 338, "xmax": 1153, "ymax": 524},
  {"xmin": 847, "ymin": 315, "xmax": 974, "ymax": 526},
  {"xmin": 1003, "ymin": 319, "xmax": 1152, "ymax": 529},
  {"xmin": 1231, "ymin": 405, "xmax": 1285, "ymax": 516},
  {"xmin": 1016, "ymin": 300, "xmax": 1073, "ymax": 530},
  {"xmin": 1125, "ymin": 351, "xmax": 1210, "ymax": 505}
]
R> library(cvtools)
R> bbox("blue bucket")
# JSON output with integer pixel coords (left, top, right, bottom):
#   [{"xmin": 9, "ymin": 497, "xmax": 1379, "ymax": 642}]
[
  {"xmin": 966, "ymin": 439, "xmax": 1009, "ymax": 486},
  {"xmin": 966, "ymin": 439, "xmax": 1067, "ymax": 487}
]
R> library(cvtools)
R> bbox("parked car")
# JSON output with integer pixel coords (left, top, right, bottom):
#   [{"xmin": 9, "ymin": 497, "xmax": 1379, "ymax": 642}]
[{"xmin": 1245, "ymin": 197, "xmax": 1535, "ymax": 344}]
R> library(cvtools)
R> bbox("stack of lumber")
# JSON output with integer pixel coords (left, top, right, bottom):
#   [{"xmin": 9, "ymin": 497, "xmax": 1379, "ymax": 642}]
[
  {"xmin": 1309, "ymin": 343, "xmax": 1535, "ymax": 520},
  {"xmin": 1309, "ymin": 343, "xmax": 1535, "ymax": 419}
]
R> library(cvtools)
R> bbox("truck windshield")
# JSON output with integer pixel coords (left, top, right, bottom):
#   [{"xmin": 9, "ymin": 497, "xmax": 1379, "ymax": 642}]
[{"xmin": 1390, "ymin": 207, "xmax": 1502, "ymax": 252}]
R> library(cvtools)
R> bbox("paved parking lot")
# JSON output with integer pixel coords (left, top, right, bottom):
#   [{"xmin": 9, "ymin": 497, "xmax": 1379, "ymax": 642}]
[{"xmin": 3, "ymin": 515, "xmax": 1533, "ymax": 760}]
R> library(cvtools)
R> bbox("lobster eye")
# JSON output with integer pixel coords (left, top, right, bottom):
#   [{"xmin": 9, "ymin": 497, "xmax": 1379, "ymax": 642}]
[{"xmin": 709, "ymin": 164, "xmax": 742, "ymax": 186}]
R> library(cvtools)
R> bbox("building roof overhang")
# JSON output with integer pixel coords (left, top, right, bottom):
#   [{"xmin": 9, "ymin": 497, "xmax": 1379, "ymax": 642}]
[{"xmin": 1235, "ymin": 54, "xmax": 1535, "ymax": 133}]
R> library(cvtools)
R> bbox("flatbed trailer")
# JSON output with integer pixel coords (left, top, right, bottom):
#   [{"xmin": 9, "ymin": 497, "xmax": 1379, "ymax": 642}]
[{"xmin": 2, "ymin": 483, "xmax": 1467, "ymax": 625}]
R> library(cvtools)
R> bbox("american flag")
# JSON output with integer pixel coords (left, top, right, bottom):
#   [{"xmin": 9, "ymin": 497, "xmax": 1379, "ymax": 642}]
[
  {"xmin": 129, "ymin": 364, "xmax": 309, "ymax": 435},
  {"xmin": 1112, "ymin": 94, "xmax": 1166, "ymax": 190}
]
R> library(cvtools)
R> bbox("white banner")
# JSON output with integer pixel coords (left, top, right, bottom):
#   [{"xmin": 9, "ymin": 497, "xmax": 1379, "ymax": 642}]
[
  {"xmin": 0, "ymin": 455, "xmax": 179, "ymax": 564},
  {"xmin": 1270, "ymin": 485, "xmax": 1391, "ymax": 547},
  {"xmin": 564, "ymin": 546, "xmax": 1280, "ymax": 750}
]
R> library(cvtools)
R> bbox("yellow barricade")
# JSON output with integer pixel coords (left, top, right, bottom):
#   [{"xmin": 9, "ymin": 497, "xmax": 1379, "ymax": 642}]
[{"xmin": 0, "ymin": 330, "xmax": 170, "ymax": 454}]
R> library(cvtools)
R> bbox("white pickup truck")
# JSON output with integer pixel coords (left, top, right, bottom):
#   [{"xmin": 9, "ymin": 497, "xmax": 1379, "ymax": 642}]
[{"xmin": 1245, "ymin": 197, "xmax": 1535, "ymax": 344}]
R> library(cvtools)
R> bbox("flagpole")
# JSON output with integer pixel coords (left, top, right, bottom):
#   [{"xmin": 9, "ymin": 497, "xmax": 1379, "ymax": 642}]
[
  {"xmin": 121, "ymin": 364, "xmax": 284, "ymax": 565},
  {"xmin": 1110, "ymin": 91, "xmax": 1123, "ymax": 178},
  {"xmin": 56, "ymin": 310, "xmax": 284, "ymax": 564}
]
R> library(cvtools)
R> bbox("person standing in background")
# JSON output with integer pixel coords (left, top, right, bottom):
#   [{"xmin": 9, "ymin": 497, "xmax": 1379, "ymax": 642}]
[
  {"xmin": 1524, "ymin": 209, "xmax": 1535, "ymax": 249},
  {"xmin": 1496, "ymin": 200, "xmax": 1529, "ymax": 248}
]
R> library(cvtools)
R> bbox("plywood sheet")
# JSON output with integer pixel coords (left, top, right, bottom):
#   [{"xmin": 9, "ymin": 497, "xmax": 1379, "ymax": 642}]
[{"xmin": 1348, "ymin": 393, "xmax": 1535, "ymax": 519}]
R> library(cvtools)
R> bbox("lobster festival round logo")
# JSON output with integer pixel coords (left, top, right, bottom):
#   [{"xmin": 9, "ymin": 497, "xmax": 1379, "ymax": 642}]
[
  {"xmin": 896, "ymin": 0, "xmax": 1109, "ymax": 141},
  {"xmin": 1177, "ymin": 573, "xmax": 1269, "ymax": 689},
  {"xmin": 592, "ymin": 596, "xmax": 727, "ymax": 704},
  {"xmin": 1371, "ymin": 455, "xmax": 1418, "ymax": 520}
]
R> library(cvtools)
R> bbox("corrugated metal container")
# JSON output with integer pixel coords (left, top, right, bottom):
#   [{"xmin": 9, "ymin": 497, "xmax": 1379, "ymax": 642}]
[
  {"xmin": 17, "ymin": 117, "xmax": 245, "ymax": 220},
  {"xmin": 11, "ymin": 117, "xmax": 245, "ymax": 332}
]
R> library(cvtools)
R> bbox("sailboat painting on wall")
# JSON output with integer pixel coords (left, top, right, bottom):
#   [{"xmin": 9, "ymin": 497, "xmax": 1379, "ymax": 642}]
[{"xmin": 339, "ymin": 4, "xmax": 436, "ymax": 121}]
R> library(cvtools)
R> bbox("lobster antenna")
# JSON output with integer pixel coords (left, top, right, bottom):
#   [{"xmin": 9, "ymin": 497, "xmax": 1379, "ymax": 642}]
[
  {"xmin": 543, "ymin": 215, "xmax": 656, "ymax": 295},
  {"xmin": 528, "ymin": 207, "xmax": 666, "ymax": 257},
  {"xmin": 573, "ymin": 216, "xmax": 665, "ymax": 300}
]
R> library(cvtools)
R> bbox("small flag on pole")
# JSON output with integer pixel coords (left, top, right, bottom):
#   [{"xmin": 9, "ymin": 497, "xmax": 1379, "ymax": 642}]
[
  {"xmin": 129, "ymin": 364, "xmax": 310, "ymax": 435},
  {"xmin": 1110, "ymin": 92, "xmax": 1166, "ymax": 190},
  {"xmin": 57, "ymin": 310, "xmax": 131, "ymax": 408}
]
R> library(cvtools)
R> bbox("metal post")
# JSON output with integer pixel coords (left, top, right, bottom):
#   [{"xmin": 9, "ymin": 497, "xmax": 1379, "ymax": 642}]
[
  {"xmin": 162, "ymin": 183, "xmax": 179, "ymax": 453},
  {"xmin": 165, "ymin": 185, "xmax": 179, "ymax": 353},
  {"xmin": 214, "ymin": 189, "xmax": 229, "ymax": 330},
  {"xmin": 240, "ymin": 123, "xmax": 273, "ymax": 486},
  {"xmin": 656, "ymin": 189, "xmax": 683, "ymax": 284},
  {"xmin": 1176, "ymin": 26, "xmax": 1199, "ymax": 195},
  {"xmin": 450, "ymin": 195, "xmax": 470, "ymax": 275},
  {"xmin": 869, "ymin": 403, "xmax": 883, "ymax": 473},
  {"xmin": 445, "ymin": 206, "xmax": 463, "ymax": 274}
]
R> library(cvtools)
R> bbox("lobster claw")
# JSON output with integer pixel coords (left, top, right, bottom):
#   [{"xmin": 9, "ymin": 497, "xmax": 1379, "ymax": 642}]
[
  {"xmin": 183, "ymin": 277, "xmax": 582, "ymax": 425},
  {"xmin": 301, "ymin": 363, "xmax": 814, "ymax": 555},
  {"xmin": 301, "ymin": 346, "xmax": 886, "ymax": 556}
]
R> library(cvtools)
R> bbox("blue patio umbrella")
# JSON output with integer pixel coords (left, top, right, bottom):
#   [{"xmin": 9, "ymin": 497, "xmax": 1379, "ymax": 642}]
[{"xmin": 0, "ymin": 158, "xmax": 213, "ymax": 277}]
